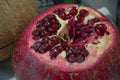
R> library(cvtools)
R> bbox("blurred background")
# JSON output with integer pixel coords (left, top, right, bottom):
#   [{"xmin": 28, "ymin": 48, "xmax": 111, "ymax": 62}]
[{"xmin": 0, "ymin": 0, "xmax": 119, "ymax": 80}]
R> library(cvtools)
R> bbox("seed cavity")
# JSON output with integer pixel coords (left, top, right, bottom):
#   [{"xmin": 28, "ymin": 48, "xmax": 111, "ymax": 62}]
[
  {"xmin": 32, "ymin": 14, "xmax": 61, "ymax": 40},
  {"xmin": 31, "ymin": 6, "xmax": 110, "ymax": 63}
]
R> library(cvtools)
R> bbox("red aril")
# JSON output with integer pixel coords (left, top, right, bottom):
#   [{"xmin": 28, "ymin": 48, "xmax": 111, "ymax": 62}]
[{"xmin": 12, "ymin": 4, "xmax": 120, "ymax": 80}]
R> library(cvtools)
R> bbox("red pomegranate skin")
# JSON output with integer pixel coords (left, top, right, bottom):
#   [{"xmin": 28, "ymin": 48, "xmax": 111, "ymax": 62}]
[{"xmin": 12, "ymin": 4, "xmax": 120, "ymax": 80}]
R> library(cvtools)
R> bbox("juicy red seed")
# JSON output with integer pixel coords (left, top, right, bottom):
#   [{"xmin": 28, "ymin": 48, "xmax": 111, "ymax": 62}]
[
  {"xmin": 81, "ymin": 30, "xmax": 90, "ymax": 38},
  {"xmin": 80, "ymin": 46, "xmax": 89, "ymax": 57},
  {"xmin": 50, "ymin": 50, "xmax": 59, "ymax": 59},
  {"xmin": 41, "ymin": 37, "xmax": 50, "ymax": 42},
  {"xmin": 79, "ymin": 9, "xmax": 89, "ymax": 17},
  {"xmin": 52, "ymin": 24, "xmax": 61, "ymax": 30},
  {"xmin": 61, "ymin": 41, "xmax": 68, "ymax": 49},
  {"xmin": 32, "ymin": 29, "xmax": 40, "ymax": 36},
  {"xmin": 56, "ymin": 8, "xmax": 65, "ymax": 12},
  {"xmin": 95, "ymin": 27, "xmax": 104, "ymax": 36},
  {"xmin": 51, "ymin": 19, "xmax": 59, "ymax": 24},
  {"xmin": 97, "ymin": 24, "xmax": 107, "ymax": 31},
  {"xmin": 58, "ymin": 8, "xmax": 65, "ymax": 12},
  {"xmin": 54, "ymin": 10, "xmax": 59, "ymax": 14},
  {"xmin": 76, "ymin": 30, "xmax": 81, "ymax": 35},
  {"xmin": 49, "ymin": 47, "xmax": 62, "ymax": 59},
  {"xmin": 106, "ymin": 31, "xmax": 110, "ymax": 35},
  {"xmin": 66, "ymin": 46, "xmax": 80, "ymax": 55},
  {"xmin": 77, "ymin": 15, "xmax": 84, "ymax": 21},
  {"xmin": 87, "ymin": 20, "xmax": 94, "ymax": 26},
  {"xmin": 54, "ymin": 8, "xmax": 65, "ymax": 14},
  {"xmin": 41, "ymin": 31, "xmax": 48, "ymax": 36},
  {"xmin": 73, "ymin": 47, "xmax": 81, "ymax": 55},
  {"xmin": 38, "ymin": 45, "xmax": 47, "ymax": 53},
  {"xmin": 76, "ymin": 54, "xmax": 85, "ymax": 63},
  {"xmin": 32, "ymin": 36, "xmax": 41, "ymax": 40},
  {"xmin": 92, "ymin": 17, "xmax": 100, "ymax": 22},
  {"xmin": 81, "ymin": 51, "xmax": 89, "ymax": 57},
  {"xmin": 43, "ymin": 21, "xmax": 51, "ymax": 27},
  {"xmin": 75, "ymin": 21, "xmax": 84, "ymax": 27},
  {"xmin": 66, "ymin": 49, "xmax": 73, "ymax": 55},
  {"xmin": 69, "ymin": 7, "xmax": 78, "ymax": 16},
  {"xmin": 31, "ymin": 41, "xmax": 41, "ymax": 51},
  {"xmin": 36, "ymin": 21, "xmax": 43, "ymax": 28},
  {"xmin": 39, "ymin": 26, "xmax": 46, "ymax": 31},
  {"xmin": 95, "ymin": 24, "xmax": 107, "ymax": 36},
  {"xmin": 47, "ymin": 14, "xmax": 56, "ymax": 19},
  {"xmin": 66, "ymin": 14, "xmax": 73, "ymax": 19},
  {"xmin": 51, "ymin": 36, "xmax": 61, "ymax": 46},
  {"xmin": 32, "ymin": 40, "xmax": 49, "ymax": 53},
  {"xmin": 82, "ymin": 27, "xmax": 94, "ymax": 36},
  {"xmin": 66, "ymin": 53, "xmax": 76, "ymax": 63},
  {"xmin": 58, "ymin": 12, "xmax": 67, "ymax": 20},
  {"xmin": 48, "ymin": 28, "xmax": 55, "ymax": 33},
  {"xmin": 42, "ymin": 17, "xmax": 50, "ymax": 22}
]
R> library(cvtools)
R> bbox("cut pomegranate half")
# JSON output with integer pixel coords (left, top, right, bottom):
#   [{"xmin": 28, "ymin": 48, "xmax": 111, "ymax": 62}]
[{"xmin": 12, "ymin": 4, "xmax": 120, "ymax": 80}]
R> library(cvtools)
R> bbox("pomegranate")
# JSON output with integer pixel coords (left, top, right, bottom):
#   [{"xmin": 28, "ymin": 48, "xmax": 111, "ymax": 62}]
[{"xmin": 12, "ymin": 4, "xmax": 120, "ymax": 80}]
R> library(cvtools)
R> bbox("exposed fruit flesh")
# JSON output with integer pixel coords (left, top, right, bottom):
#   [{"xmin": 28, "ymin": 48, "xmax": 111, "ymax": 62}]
[
  {"xmin": 31, "ymin": 5, "xmax": 112, "ymax": 64},
  {"xmin": 13, "ymin": 4, "xmax": 118, "ymax": 72}
]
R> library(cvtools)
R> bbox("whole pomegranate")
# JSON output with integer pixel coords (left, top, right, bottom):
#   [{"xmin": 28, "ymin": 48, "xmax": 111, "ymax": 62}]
[{"xmin": 12, "ymin": 4, "xmax": 120, "ymax": 80}]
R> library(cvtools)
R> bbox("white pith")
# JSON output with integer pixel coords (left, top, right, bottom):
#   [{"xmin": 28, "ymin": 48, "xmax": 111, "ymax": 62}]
[{"xmin": 29, "ymin": 6, "xmax": 115, "ymax": 71}]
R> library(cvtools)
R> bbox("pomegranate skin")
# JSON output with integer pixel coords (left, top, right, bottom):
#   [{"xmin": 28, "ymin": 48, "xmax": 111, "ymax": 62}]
[
  {"xmin": 12, "ymin": 4, "xmax": 120, "ymax": 80},
  {"xmin": 12, "ymin": 35, "xmax": 120, "ymax": 80}
]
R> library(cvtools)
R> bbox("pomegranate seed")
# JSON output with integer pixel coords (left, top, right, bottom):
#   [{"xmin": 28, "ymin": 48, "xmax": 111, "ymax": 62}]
[
  {"xmin": 87, "ymin": 20, "xmax": 94, "ymax": 27},
  {"xmin": 76, "ymin": 30, "xmax": 81, "ymax": 35},
  {"xmin": 38, "ymin": 45, "xmax": 47, "ymax": 53},
  {"xmin": 55, "ymin": 46, "xmax": 63, "ymax": 52},
  {"xmin": 51, "ymin": 36, "xmax": 61, "ymax": 46},
  {"xmin": 42, "ymin": 17, "xmax": 50, "ymax": 22},
  {"xmin": 95, "ymin": 27, "xmax": 104, "ymax": 36},
  {"xmin": 66, "ymin": 48, "xmax": 73, "ymax": 55},
  {"xmin": 47, "ymin": 14, "xmax": 56, "ymax": 19},
  {"xmin": 66, "ymin": 14, "xmax": 73, "ymax": 19},
  {"xmin": 43, "ymin": 21, "xmax": 51, "ymax": 27},
  {"xmin": 49, "ymin": 46, "xmax": 62, "ymax": 59},
  {"xmin": 51, "ymin": 19, "xmax": 59, "ymax": 24},
  {"xmin": 52, "ymin": 24, "xmax": 61, "ymax": 30},
  {"xmin": 41, "ymin": 31, "xmax": 48, "ymax": 36},
  {"xmin": 61, "ymin": 40, "xmax": 68, "ymax": 49},
  {"xmin": 69, "ymin": 7, "xmax": 78, "ymax": 16},
  {"xmin": 32, "ymin": 36, "xmax": 41, "ymax": 40},
  {"xmin": 74, "ymin": 46, "xmax": 81, "ymax": 55},
  {"xmin": 81, "ymin": 30, "xmax": 89, "ymax": 38},
  {"xmin": 54, "ymin": 8, "xmax": 65, "ymax": 14},
  {"xmin": 80, "ymin": 46, "xmax": 89, "ymax": 57},
  {"xmin": 95, "ymin": 24, "xmax": 107, "ymax": 36},
  {"xmin": 48, "ymin": 28, "xmax": 55, "ymax": 33},
  {"xmin": 66, "ymin": 53, "xmax": 76, "ymax": 63},
  {"xmin": 76, "ymin": 54, "xmax": 85, "ymax": 63},
  {"xmin": 36, "ymin": 21, "xmax": 43, "ymax": 28},
  {"xmin": 41, "ymin": 37, "xmax": 50, "ymax": 42},
  {"xmin": 32, "ymin": 29, "xmax": 40, "ymax": 36},
  {"xmin": 106, "ymin": 31, "xmax": 110, "ymax": 35},
  {"xmin": 39, "ymin": 26, "xmax": 46, "ymax": 31},
  {"xmin": 92, "ymin": 17, "xmax": 100, "ymax": 22},
  {"xmin": 58, "ymin": 12, "xmax": 67, "ymax": 20},
  {"xmin": 58, "ymin": 8, "xmax": 65, "ymax": 12},
  {"xmin": 79, "ymin": 9, "xmax": 89, "ymax": 17},
  {"xmin": 31, "ymin": 41, "xmax": 41, "ymax": 51},
  {"xmin": 75, "ymin": 21, "xmax": 84, "ymax": 27},
  {"xmin": 77, "ymin": 15, "xmax": 84, "ymax": 21}
]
